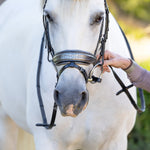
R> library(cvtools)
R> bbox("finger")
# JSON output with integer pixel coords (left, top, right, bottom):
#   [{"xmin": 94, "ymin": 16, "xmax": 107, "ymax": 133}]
[
  {"xmin": 104, "ymin": 50, "xmax": 116, "ymax": 60},
  {"xmin": 103, "ymin": 66, "xmax": 110, "ymax": 73},
  {"xmin": 96, "ymin": 54, "xmax": 100, "ymax": 59},
  {"xmin": 104, "ymin": 60, "xmax": 113, "ymax": 66},
  {"xmin": 104, "ymin": 50, "xmax": 109, "ymax": 60}
]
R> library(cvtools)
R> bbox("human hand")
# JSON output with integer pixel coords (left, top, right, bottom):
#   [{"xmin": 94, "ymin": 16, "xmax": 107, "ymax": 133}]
[{"xmin": 101, "ymin": 50, "xmax": 132, "ymax": 73}]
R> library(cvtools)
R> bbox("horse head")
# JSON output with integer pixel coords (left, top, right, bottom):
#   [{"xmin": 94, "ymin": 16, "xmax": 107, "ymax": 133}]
[{"xmin": 44, "ymin": 0, "xmax": 106, "ymax": 117}]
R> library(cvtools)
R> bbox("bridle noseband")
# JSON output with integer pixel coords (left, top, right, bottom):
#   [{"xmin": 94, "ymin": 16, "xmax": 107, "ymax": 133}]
[
  {"xmin": 53, "ymin": 50, "xmax": 97, "ymax": 83},
  {"xmin": 36, "ymin": 0, "xmax": 146, "ymax": 130}
]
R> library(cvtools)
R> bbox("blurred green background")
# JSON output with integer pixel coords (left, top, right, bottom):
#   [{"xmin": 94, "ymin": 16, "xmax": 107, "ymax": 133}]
[
  {"xmin": 0, "ymin": 0, "xmax": 149, "ymax": 150},
  {"xmin": 108, "ymin": 0, "xmax": 150, "ymax": 39},
  {"xmin": 108, "ymin": 0, "xmax": 150, "ymax": 150},
  {"xmin": 113, "ymin": 0, "xmax": 150, "ymax": 23}
]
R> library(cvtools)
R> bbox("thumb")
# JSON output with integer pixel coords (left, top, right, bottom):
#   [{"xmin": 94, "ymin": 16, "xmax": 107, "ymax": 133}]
[{"xmin": 104, "ymin": 60, "xmax": 114, "ymax": 66}]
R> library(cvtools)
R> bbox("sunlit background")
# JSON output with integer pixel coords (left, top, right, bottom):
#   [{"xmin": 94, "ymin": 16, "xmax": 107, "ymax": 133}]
[
  {"xmin": 109, "ymin": 0, "xmax": 150, "ymax": 150},
  {"xmin": 108, "ymin": 0, "xmax": 150, "ymax": 61},
  {"xmin": 0, "ymin": 0, "xmax": 150, "ymax": 150}
]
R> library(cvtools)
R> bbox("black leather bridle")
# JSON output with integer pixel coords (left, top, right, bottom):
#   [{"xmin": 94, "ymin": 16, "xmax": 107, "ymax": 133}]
[
  {"xmin": 43, "ymin": 0, "xmax": 109, "ymax": 84},
  {"xmin": 36, "ymin": 0, "xmax": 145, "ymax": 130}
]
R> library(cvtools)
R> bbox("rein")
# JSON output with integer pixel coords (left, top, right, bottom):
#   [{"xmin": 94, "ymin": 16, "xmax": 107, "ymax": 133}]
[
  {"xmin": 36, "ymin": 0, "xmax": 145, "ymax": 130},
  {"xmin": 36, "ymin": 33, "xmax": 57, "ymax": 129}
]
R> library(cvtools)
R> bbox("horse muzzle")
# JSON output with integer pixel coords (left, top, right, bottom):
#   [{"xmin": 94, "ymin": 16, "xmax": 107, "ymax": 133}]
[
  {"xmin": 52, "ymin": 50, "xmax": 102, "ymax": 117},
  {"xmin": 54, "ymin": 82, "xmax": 89, "ymax": 117}
]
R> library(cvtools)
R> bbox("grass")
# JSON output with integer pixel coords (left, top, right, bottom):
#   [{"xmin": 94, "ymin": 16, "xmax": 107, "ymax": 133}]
[{"xmin": 128, "ymin": 59, "xmax": 150, "ymax": 150}]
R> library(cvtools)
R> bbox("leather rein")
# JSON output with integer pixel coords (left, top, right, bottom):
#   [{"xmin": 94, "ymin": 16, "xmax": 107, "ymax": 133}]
[{"xmin": 36, "ymin": 0, "xmax": 145, "ymax": 130}]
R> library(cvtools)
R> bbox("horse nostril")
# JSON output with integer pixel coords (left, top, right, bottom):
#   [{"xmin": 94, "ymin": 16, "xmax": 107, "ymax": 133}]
[
  {"xmin": 74, "ymin": 91, "xmax": 89, "ymax": 113},
  {"xmin": 81, "ymin": 91, "xmax": 87, "ymax": 101},
  {"xmin": 79, "ymin": 91, "xmax": 88, "ymax": 106},
  {"xmin": 54, "ymin": 90, "xmax": 60, "ymax": 105}
]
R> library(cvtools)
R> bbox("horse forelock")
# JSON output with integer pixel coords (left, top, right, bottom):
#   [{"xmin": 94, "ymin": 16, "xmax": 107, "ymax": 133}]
[
  {"xmin": 44, "ymin": 0, "xmax": 104, "ymax": 12},
  {"xmin": 46, "ymin": 1, "xmax": 106, "ymax": 16},
  {"xmin": 44, "ymin": 0, "xmax": 89, "ymax": 4}
]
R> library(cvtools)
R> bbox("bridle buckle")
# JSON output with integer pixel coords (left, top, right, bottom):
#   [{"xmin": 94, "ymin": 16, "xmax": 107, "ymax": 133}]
[{"xmin": 88, "ymin": 62, "xmax": 103, "ymax": 84}]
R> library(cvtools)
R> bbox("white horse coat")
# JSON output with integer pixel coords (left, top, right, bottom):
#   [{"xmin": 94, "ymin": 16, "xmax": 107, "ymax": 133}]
[{"xmin": 0, "ymin": 0, "xmax": 136, "ymax": 150}]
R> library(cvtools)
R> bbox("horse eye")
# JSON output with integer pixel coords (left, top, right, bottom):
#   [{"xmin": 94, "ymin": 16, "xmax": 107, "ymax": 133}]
[
  {"xmin": 94, "ymin": 15, "xmax": 103, "ymax": 24},
  {"xmin": 46, "ymin": 14, "xmax": 54, "ymax": 23},
  {"xmin": 90, "ymin": 14, "xmax": 104, "ymax": 26}
]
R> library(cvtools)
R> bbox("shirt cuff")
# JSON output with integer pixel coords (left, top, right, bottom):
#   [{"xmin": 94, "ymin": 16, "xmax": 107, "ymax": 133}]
[{"xmin": 123, "ymin": 59, "xmax": 136, "ymax": 74}]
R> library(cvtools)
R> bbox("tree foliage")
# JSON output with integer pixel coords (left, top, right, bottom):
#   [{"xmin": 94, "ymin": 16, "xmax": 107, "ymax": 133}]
[{"xmin": 113, "ymin": 0, "xmax": 150, "ymax": 23}]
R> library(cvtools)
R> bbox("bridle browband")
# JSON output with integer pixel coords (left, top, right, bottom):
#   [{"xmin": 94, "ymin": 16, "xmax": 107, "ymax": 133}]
[{"xmin": 36, "ymin": 0, "xmax": 145, "ymax": 130}]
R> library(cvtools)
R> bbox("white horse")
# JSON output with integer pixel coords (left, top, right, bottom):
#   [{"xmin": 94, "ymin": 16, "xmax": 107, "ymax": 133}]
[{"xmin": 0, "ymin": 0, "xmax": 137, "ymax": 150}]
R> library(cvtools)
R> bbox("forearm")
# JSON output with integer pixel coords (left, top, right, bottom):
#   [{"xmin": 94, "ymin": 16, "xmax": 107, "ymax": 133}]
[{"xmin": 124, "ymin": 61, "xmax": 150, "ymax": 92}]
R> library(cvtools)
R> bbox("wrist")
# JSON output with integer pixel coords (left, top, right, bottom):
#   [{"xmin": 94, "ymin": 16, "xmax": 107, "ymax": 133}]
[{"xmin": 121, "ymin": 58, "xmax": 132, "ymax": 70}]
